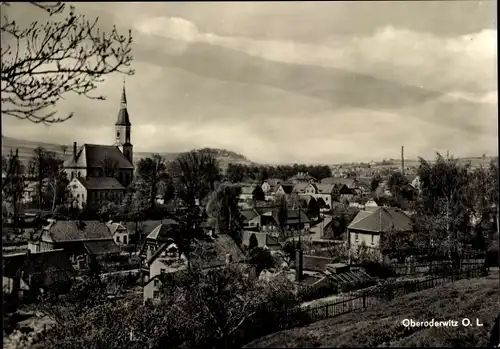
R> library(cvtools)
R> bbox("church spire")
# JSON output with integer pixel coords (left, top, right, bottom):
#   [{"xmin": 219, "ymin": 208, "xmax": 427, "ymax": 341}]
[{"xmin": 116, "ymin": 79, "xmax": 131, "ymax": 126}]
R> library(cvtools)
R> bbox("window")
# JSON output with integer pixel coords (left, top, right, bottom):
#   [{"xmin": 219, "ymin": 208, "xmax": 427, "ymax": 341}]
[
  {"xmin": 371, "ymin": 234, "xmax": 374, "ymax": 245},
  {"xmin": 355, "ymin": 233, "xmax": 359, "ymax": 242},
  {"xmin": 77, "ymin": 171, "xmax": 81, "ymax": 177},
  {"xmin": 153, "ymin": 291, "xmax": 159, "ymax": 299},
  {"xmin": 154, "ymin": 279, "xmax": 159, "ymax": 286},
  {"xmin": 71, "ymin": 172, "xmax": 75, "ymax": 179},
  {"xmin": 123, "ymin": 235, "xmax": 127, "ymax": 244},
  {"xmin": 160, "ymin": 268, "xmax": 166, "ymax": 274},
  {"xmin": 76, "ymin": 194, "xmax": 80, "ymax": 199},
  {"xmin": 116, "ymin": 236, "xmax": 120, "ymax": 243},
  {"xmin": 117, "ymin": 130, "xmax": 120, "ymax": 138}
]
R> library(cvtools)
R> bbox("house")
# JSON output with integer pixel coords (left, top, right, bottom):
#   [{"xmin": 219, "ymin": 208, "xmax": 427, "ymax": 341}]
[
  {"xmin": 275, "ymin": 183, "xmax": 294, "ymax": 196},
  {"xmin": 296, "ymin": 195, "xmax": 320, "ymax": 221},
  {"xmin": 3, "ymin": 249, "xmax": 74, "ymax": 300},
  {"xmin": 239, "ymin": 185, "xmax": 265, "ymax": 202},
  {"xmin": 262, "ymin": 178, "xmax": 283, "ymax": 194},
  {"xmin": 143, "ymin": 234, "xmax": 245, "ymax": 302},
  {"xmin": 288, "ymin": 172, "xmax": 316, "ymax": 184},
  {"xmin": 338, "ymin": 185, "xmax": 355, "ymax": 202},
  {"xmin": 365, "ymin": 200, "xmax": 378, "ymax": 208},
  {"xmin": 312, "ymin": 183, "xmax": 336, "ymax": 210},
  {"xmin": 63, "ymin": 84, "xmax": 134, "ymax": 188},
  {"xmin": 138, "ymin": 219, "xmax": 181, "ymax": 270},
  {"xmin": 67, "ymin": 177, "xmax": 126, "ymax": 210},
  {"xmin": 241, "ymin": 231, "xmax": 282, "ymax": 252},
  {"xmin": 106, "ymin": 221, "xmax": 132, "ymax": 246},
  {"xmin": 32, "ymin": 220, "xmax": 121, "ymax": 270},
  {"xmin": 241, "ymin": 208, "xmax": 262, "ymax": 230},
  {"xmin": 347, "ymin": 206, "xmax": 413, "ymax": 261},
  {"xmin": 320, "ymin": 177, "xmax": 359, "ymax": 189},
  {"xmin": 268, "ymin": 209, "xmax": 310, "ymax": 235}
]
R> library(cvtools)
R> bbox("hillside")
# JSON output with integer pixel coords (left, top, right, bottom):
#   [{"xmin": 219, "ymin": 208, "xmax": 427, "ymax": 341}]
[
  {"xmin": 1, "ymin": 136, "xmax": 255, "ymax": 170},
  {"xmin": 244, "ymin": 271, "xmax": 498, "ymax": 348}
]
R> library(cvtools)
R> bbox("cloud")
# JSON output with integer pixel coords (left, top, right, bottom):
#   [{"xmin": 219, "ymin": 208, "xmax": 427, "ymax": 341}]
[{"xmin": 2, "ymin": 5, "xmax": 497, "ymax": 164}]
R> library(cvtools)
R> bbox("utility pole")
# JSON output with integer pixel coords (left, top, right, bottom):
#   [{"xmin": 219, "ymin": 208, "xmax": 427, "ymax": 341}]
[{"xmin": 401, "ymin": 146, "xmax": 405, "ymax": 177}]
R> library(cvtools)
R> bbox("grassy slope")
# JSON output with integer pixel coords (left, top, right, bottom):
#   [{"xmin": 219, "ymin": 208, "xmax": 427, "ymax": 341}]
[{"xmin": 244, "ymin": 272, "xmax": 499, "ymax": 348}]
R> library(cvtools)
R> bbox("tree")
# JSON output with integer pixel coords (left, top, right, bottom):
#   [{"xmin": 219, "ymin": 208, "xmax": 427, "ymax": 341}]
[
  {"xmin": 170, "ymin": 150, "xmax": 222, "ymax": 206},
  {"xmin": 248, "ymin": 233, "xmax": 258, "ymax": 250},
  {"xmin": 370, "ymin": 174, "xmax": 382, "ymax": 192},
  {"xmin": 226, "ymin": 163, "xmax": 246, "ymax": 183},
  {"xmin": 276, "ymin": 194, "xmax": 288, "ymax": 240},
  {"xmin": 136, "ymin": 154, "xmax": 169, "ymax": 212},
  {"xmin": 387, "ymin": 171, "xmax": 408, "ymax": 198},
  {"xmin": 3, "ymin": 149, "xmax": 26, "ymax": 231},
  {"xmin": 417, "ymin": 153, "xmax": 473, "ymax": 258},
  {"xmin": 28, "ymin": 147, "xmax": 60, "ymax": 210},
  {"xmin": 101, "ymin": 154, "xmax": 120, "ymax": 178},
  {"xmin": 1, "ymin": 2, "xmax": 134, "ymax": 124},
  {"xmin": 205, "ymin": 182, "xmax": 243, "ymax": 245},
  {"xmin": 248, "ymin": 247, "xmax": 276, "ymax": 279}
]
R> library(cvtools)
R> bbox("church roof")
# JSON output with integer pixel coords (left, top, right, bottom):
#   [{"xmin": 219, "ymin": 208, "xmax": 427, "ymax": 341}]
[
  {"xmin": 77, "ymin": 177, "xmax": 125, "ymax": 190},
  {"xmin": 64, "ymin": 144, "xmax": 133, "ymax": 169},
  {"xmin": 116, "ymin": 85, "xmax": 131, "ymax": 126}
]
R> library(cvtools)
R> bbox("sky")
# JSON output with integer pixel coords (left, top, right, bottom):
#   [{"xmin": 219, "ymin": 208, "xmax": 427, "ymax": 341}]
[{"xmin": 2, "ymin": 1, "xmax": 498, "ymax": 164}]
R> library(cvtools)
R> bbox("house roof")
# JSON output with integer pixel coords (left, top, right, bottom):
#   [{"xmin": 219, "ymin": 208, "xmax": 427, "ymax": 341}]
[
  {"xmin": 348, "ymin": 206, "xmax": 413, "ymax": 233},
  {"xmin": 64, "ymin": 144, "xmax": 133, "ymax": 169},
  {"xmin": 240, "ymin": 185, "xmax": 258, "ymax": 195},
  {"xmin": 277, "ymin": 184, "xmax": 294, "ymax": 194},
  {"xmin": 76, "ymin": 177, "xmax": 125, "ymax": 190},
  {"xmin": 272, "ymin": 209, "xmax": 310, "ymax": 225},
  {"xmin": 292, "ymin": 183, "xmax": 310, "ymax": 193},
  {"xmin": 44, "ymin": 220, "xmax": 113, "ymax": 242},
  {"xmin": 321, "ymin": 177, "xmax": 357, "ymax": 187},
  {"xmin": 290, "ymin": 255, "xmax": 336, "ymax": 273},
  {"xmin": 2, "ymin": 250, "xmax": 74, "ymax": 288},
  {"xmin": 298, "ymin": 194, "xmax": 316, "ymax": 205},
  {"xmin": 146, "ymin": 219, "xmax": 180, "ymax": 241},
  {"xmin": 106, "ymin": 222, "xmax": 127, "ymax": 235},
  {"xmin": 264, "ymin": 178, "xmax": 283, "ymax": 187},
  {"xmin": 315, "ymin": 183, "xmax": 336, "ymax": 194},
  {"xmin": 124, "ymin": 220, "xmax": 163, "ymax": 235},
  {"xmin": 241, "ymin": 208, "xmax": 259, "ymax": 222},
  {"xmin": 288, "ymin": 173, "xmax": 316, "ymax": 182},
  {"xmin": 84, "ymin": 240, "xmax": 121, "ymax": 255},
  {"xmin": 241, "ymin": 231, "xmax": 282, "ymax": 248},
  {"xmin": 191, "ymin": 234, "xmax": 245, "ymax": 268}
]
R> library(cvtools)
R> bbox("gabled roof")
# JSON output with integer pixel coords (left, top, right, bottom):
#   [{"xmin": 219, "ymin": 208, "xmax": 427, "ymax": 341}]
[
  {"xmin": 76, "ymin": 177, "xmax": 125, "ymax": 190},
  {"xmin": 2, "ymin": 249, "xmax": 74, "ymax": 288},
  {"xmin": 242, "ymin": 231, "xmax": 282, "ymax": 248},
  {"xmin": 241, "ymin": 208, "xmax": 259, "ymax": 222},
  {"xmin": 106, "ymin": 222, "xmax": 127, "ymax": 235},
  {"xmin": 277, "ymin": 184, "xmax": 294, "ymax": 194},
  {"xmin": 348, "ymin": 206, "xmax": 413, "ymax": 233},
  {"xmin": 315, "ymin": 183, "xmax": 336, "ymax": 194},
  {"xmin": 272, "ymin": 209, "xmax": 310, "ymax": 225},
  {"xmin": 240, "ymin": 185, "xmax": 258, "ymax": 195},
  {"xmin": 43, "ymin": 221, "xmax": 113, "ymax": 242},
  {"xmin": 321, "ymin": 177, "xmax": 358, "ymax": 187},
  {"xmin": 292, "ymin": 183, "xmax": 311, "ymax": 193},
  {"xmin": 191, "ymin": 234, "xmax": 246, "ymax": 268},
  {"xmin": 64, "ymin": 144, "xmax": 133, "ymax": 169},
  {"xmin": 84, "ymin": 240, "xmax": 121, "ymax": 255},
  {"xmin": 146, "ymin": 219, "xmax": 180, "ymax": 241}
]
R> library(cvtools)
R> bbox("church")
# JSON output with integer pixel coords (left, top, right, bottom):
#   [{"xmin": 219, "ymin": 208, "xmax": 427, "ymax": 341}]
[{"xmin": 65, "ymin": 84, "xmax": 135, "ymax": 210}]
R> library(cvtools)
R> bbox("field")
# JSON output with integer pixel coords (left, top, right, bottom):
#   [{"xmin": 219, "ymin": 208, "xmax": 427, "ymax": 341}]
[
  {"xmin": 1, "ymin": 136, "xmax": 255, "ymax": 171},
  {"xmin": 244, "ymin": 271, "xmax": 499, "ymax": 348}
]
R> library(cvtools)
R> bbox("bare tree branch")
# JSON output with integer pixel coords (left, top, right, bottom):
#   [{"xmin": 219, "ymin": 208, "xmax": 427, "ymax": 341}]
[{"xmin": 1, "ymin": 2, "xmax": 134, "ymax": 124}]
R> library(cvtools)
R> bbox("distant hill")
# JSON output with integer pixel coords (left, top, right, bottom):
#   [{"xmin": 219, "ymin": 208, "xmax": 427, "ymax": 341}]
[{"xmin": 1, "ymin": 136, "xmax": 255, "ymax": 170}]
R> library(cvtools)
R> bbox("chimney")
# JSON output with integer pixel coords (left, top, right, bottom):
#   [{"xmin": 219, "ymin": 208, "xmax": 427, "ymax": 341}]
[
  {"xmin": 225, "ymin": 253, "xmax": 233, "ymax": 264},
  {"xmin": 401, "ymin": 146, "xmax": 404, "ymax": 177},
  {"xmin": 295, "ymin": 249, "xmax": 303, "ymax": 282},
  {"xmin": 73, "ymin": 142, "xmax": 77, "ymax": 161}
]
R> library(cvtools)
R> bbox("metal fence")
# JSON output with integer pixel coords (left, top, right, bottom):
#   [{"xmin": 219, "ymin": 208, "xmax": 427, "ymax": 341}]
[{"xmin": 277, "ymin": 262, "xmax": 485, "ymax": 330}]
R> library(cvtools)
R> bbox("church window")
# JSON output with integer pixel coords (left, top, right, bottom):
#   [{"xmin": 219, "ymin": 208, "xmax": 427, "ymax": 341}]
[
  {"xmin": 77, "ymin": 171, "xmax": 81, "ymax": 177},
  {"xmin": 117, "ymin": 130, "xmax": 120, "ymax": 138}
]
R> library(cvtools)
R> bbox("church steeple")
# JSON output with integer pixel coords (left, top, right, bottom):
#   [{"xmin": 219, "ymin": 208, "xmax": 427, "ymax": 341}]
[{"xmin": 116, "ymin": 80, "xmax": 131, "ymax": 126}]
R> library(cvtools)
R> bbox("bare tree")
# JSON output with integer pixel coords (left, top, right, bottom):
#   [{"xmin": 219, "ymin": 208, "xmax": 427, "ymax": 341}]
[
  {"xmin": 3, "ymin": 149, "xmax": 26, "ymax": 231},
  {"xmin": 101, "ymin": 153, "xmax": 119, "ymax": 178},
  {"xmin": 1, "ymin": 2, "xmax": 134, "ymax": 124}
]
